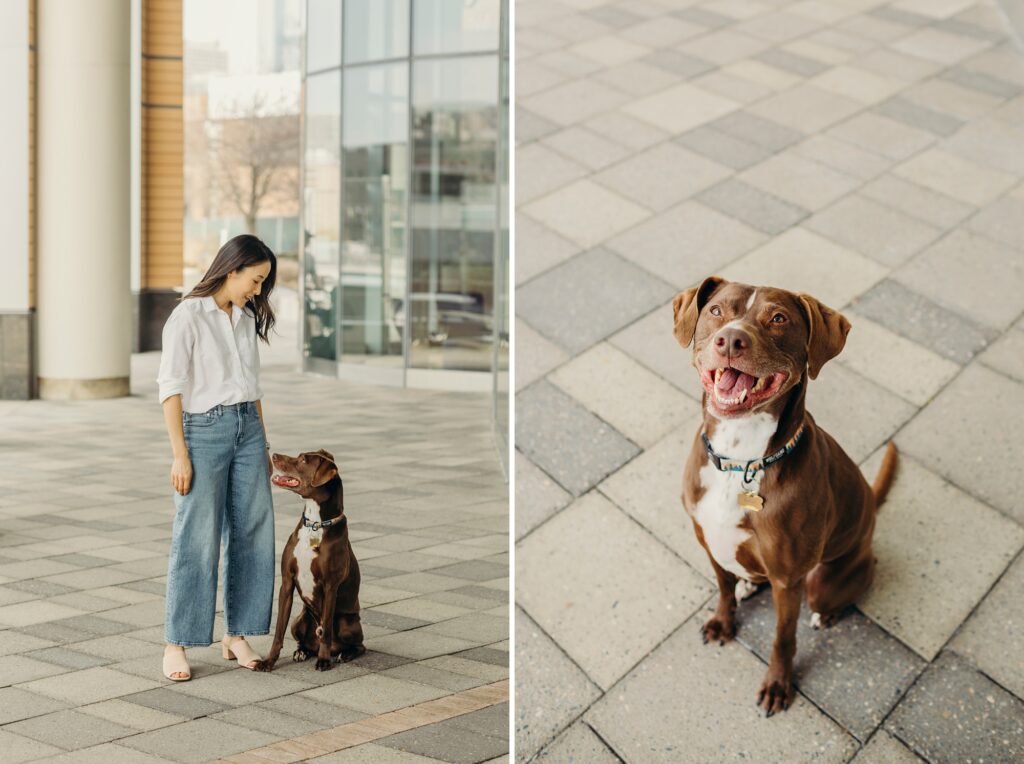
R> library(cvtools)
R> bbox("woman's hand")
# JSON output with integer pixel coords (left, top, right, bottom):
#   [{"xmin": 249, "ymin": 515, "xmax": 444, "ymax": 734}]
[{"xmin": 172, "ymin": 453, "xmax": 193, "ymax": 495}]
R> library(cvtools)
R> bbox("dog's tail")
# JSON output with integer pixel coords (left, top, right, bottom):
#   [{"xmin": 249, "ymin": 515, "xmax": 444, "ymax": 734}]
[{"xmin": 872, "ymin": 442, "xmax": 899, "ymax": 510}]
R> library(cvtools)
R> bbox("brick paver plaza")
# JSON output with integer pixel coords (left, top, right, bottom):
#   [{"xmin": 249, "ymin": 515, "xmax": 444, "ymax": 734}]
[
  {"xmin": 0, "ymin": 350, "xmax": 508, "ymax": 763},
  {"xmin": 515, "ymin": 0, "xmax": 1024, "ymax": 761}
]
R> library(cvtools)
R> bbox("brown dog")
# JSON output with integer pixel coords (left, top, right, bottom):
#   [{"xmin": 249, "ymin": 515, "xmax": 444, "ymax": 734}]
[
  {"xmin": 673, "ymin": 277, "xmax": 897, "ymax": 716},
  {"xmin": 254, "ymin": 449, "xmax": 365, "ymax": 672}
]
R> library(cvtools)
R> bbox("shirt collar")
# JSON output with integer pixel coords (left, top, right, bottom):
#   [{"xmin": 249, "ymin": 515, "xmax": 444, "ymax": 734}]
[{"xmin": 201, "ymin": 295, "xmax": 246, "ymax": 327}]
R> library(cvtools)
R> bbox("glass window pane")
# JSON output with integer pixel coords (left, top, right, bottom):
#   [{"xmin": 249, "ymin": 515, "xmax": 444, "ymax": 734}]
[
  {"xmin": 344, "ymin": 0, "xmax": 409, "ymax": 64},
  {"xmin": 410, "ymin": 56, "xmax": 498, "ymax": 372},
  {"xmin": 306, "ymin": 0, "xmax": 341, "ymax": 72},
  {"xmin": 341, "ymin": 63, "xmax": 408, "ymax": 366},
  {"xmin": 303, "ymin": 70, "xmax": 341, "ymax": 361},
  {"xmin": 414, "ymin": 0, "xmax": 500, "ymax": 55}
]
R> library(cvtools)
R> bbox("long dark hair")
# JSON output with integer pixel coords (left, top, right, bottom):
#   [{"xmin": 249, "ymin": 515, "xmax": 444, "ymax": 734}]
[{"xmin": 184, "ymin": 234, "xmax": 277, "ymax": 343}]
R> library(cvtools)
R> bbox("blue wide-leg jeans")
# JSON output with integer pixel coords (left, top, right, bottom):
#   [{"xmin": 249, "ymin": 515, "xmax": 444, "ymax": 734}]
[{"xmin": 164, "ymin": 401, "xmax": 275, "ymax": 646}]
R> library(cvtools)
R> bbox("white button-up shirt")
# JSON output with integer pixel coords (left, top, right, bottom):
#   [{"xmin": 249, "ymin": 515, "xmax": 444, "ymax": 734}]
[{"xmin": 156, "ymin": 295, "xmax": 263, "ymax": 413}]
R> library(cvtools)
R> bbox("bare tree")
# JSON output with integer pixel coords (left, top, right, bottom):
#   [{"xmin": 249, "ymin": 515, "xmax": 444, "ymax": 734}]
[{"xmin": 208, "ymin": 92, "xmax": 299, "ymax": 233}]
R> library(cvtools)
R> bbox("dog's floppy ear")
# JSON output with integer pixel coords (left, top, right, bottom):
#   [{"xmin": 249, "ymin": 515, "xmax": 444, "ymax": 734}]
[
  {"xmin": 672, "ymin": 276, "xmax": 726, "ymax": 348},
  {"xmin": 310, "ymin": 454, "xmax": 338, "ymax": 487},
  {"xmin": 315, "ymin": 448, "xmax": 335, "ymax": 462},
  {"xmin": 798, "ymin": 294, "xmax": 851, "ymax": 380}
]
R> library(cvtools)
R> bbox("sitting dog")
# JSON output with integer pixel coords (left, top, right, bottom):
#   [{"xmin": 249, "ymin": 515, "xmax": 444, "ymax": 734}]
[
  {"xmin": 254, "ymin": 448, "xmax": 365, "ymax": 672},
  {"xmin": 673, "ymin": 277, "xmax": 898, "ymax": 716}
]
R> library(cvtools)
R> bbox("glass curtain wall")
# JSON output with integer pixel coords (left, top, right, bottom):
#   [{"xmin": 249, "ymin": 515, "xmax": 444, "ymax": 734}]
[{"xmin": 302, "ymin": 0, "xmax": 506, "ymax": 388}]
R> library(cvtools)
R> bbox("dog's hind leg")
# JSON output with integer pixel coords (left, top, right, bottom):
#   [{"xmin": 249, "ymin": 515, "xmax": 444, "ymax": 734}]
[
  {"xmin": 806, "ymin": 545, "xmax": 876, "ymax": 629},
  {"xmin": 335, "ymin": 612, "xmax": 365, "ymax": 662}
]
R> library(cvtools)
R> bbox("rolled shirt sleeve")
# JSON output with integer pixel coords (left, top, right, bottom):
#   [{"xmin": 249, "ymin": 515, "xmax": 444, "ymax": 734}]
[{"xmin": 157, "ymin": 310, "xmax": 195, "ymax": 404}]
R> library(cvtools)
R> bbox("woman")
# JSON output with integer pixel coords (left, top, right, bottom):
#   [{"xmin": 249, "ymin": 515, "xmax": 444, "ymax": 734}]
[{"xmin": 156, "ymin": 234, "xmax": 277, "ymax": 681}]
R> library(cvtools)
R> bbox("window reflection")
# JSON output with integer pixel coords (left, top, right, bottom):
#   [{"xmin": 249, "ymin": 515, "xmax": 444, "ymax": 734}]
[
  {"xmin": 410, "ymin": 56, "xmax": 498, "ymax": 372},
  {"xmin": 303, "ymin": 70, "xmax": 340, "ymax": 361},
  {"xmin": 344, "ymin": 0, "xmax": 408, "ymax": 64},
  {"xmin": 306, "ymin": 0, "xmax": 341, "ymax": 72},
  {"xmin": 414, "ymin": 0, "xmax": 500, "ymax": 55},
  {"xmin": 341, "ymin": 64, "xmax": 408, "ymax": 365}
]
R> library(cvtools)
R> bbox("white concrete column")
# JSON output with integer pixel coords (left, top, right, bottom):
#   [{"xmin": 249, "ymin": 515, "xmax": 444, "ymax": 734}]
[
  {"xmin": 37, "ymin": 0, "xmax": 131, "ymax": 398},
  {"xmin": 0, "ymin": 1, "xmax": 30, "ymax": 315}
]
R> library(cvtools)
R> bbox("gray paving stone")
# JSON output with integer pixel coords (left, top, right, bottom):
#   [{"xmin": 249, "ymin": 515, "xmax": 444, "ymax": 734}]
[
  {"xmin": 585, "ymin": 614, "xmax": 859, "ymax": 762},
  {"xmin": 950, "ymin": 551, "xmax": 1024, "ymax": 700},
  {"xmin": 422, "ymin": 613, "xmax": 508, "ymax": 645},
  {"xmin": 210, "ymin": 703, "xmax": 326, "ymax": 738},
  {"xmin": 898, "ymin": 363, "xmax": 1024, "ymax": 524},
  {"xmin": 118, "ymin": 717, "xmax": 281, "ymax": 763},
  {"xmin": 827, "ymin": 112, "xmax": 936, "ymax": 162},
  {"xmin": 805, "ymin": 194, "xmax": 942, "ymax": 268},
  {"xmin": 874, "ymin": 96, "xmax": 966, "ymax": 136},
  {"xmin": 361, "ymin": 609, "xmax": 432, "ymax": 633},
  {"xmin": 641, "ymin": 49, "xmax": 715, "ymax": 79},
  {"xmin": 581, "ymin": 6, "xmax": 644, "ymax": 29},
  {"xmin": 299, "ymin": 673, "xmax": 448, "ymax": 715},
  {"xmin": 515, "ymin": 454, "xmax": 571, "ymax": 540},
  {"xmin": 517, "ymin": 492, "xmax": 712, "ymax": 690},
  {"xmin": 120, "ymin": 687, "xmax": 232, "ymax": 719},
  {"xmin": 674, "ymin": 125, "xmax": 772, "ymax": 170},
  {"xmin": 0, "ymin": 653, "xmax": 69, "ymax": 685},
  {"xmin": 516, "ymin": 382, "xmax": 639, "ymax": 497},
  {"xmin": 593, "ymin": 142, "xmax": 731, "ymax": 212},
  {"xmin": 940, "ymin": 66, "xmax": 1022, "ymax": 98},
  {"xmin": 671, "ymin": 7, "xmax": 732, "ymax": 30},
  {"xmin": 539, "ymin": 126, "xmax": 631, "ymax": 172},
  {"xmin": 839, "ymin": 312, "xmax": 961, "ymax": 407},
  {"xmin": 894, "ymin": 229, "xmax": 1024, "ymax": 330},
  {"xmin": 428, "ymin": 560, "xmax": 506, "ymax": 583},
  {"xmin": 452, "ymin": 646, "xmax": 507, "ymax": 667},
  {"xmin": 848, "ymin": 279, "xmax": 996, "ymax": 364},
  {"xmin": 517, "ymin": 107, "xmax": 560, "ymax": 144},
  {"xmin": 710, "ymin": 110, "xmax": 805, "ymax": 152},
  {"xmin": 378, "ymin": 662, "xmax": 484, "ymax": 693},
  {"xmin": 378, "ymin": 716, "xmax": 507, "ymax": 764},
  {"xmin": 885, "ymin": 651, "xmax": 1024, "ymax": 764},
  {"xmin": 858, "ymin": 174, "xmax": 974, "ymax": 229},
  {"xmin": 849, "ymin": 729, "xmax": 925, "ymax": 763},
  {"xmin": 697, "ymin": 178, "xmax": 809, "ymax": 235},
  {"xmin": 517, "ymin": 247, "xmax": 676, "ymax": 355},
  {"xmin": 968, "ymin": 191, "xmax": 1024, "ymax": 251},
  {"xmin": 535, "ymin": 721, "xmax": 619, "ymax": 763},
  {"xmin": 755, "ymin": 47, "xmax": 830, "ymax": 77},
  {"xmin": 0, "ymin": 730, "xmax": 63, "ymax": 763},
  {"xmin": 258, "ymin": 693, "xmax": 368, "ymax": 728},
  {"xmin": 857, "ymin": 452, "xmax": 1024, "ymax": 661},
  {"xmin": 515, "ymin": 609, "xmax": 601, "ymax": 762},
  {"xmin": 734, "ymin": 591, "xmax": 926, "ymax": 741},
  {"xmin": 21, "ymin": 643, "xmax": 111, "ymax": 667},
  {"xmin": 607, "ymin": 301, "xmax": 705, "ymax": 399},
  {"xmin": 0, "ymin": 686, "xmax": 69, "ymax": 725},
  {"xmin": 3, "ymin": 708, "xmax": 138, "ymax": 751},
  {"xmin": 977, "ymin": 327, "xmax": 1024, "ymax": 384}
]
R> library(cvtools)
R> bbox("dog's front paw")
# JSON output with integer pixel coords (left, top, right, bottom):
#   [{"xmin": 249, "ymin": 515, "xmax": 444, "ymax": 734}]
[
  {"xmin": 315, "ymin": 657, "xmax": 333, "ymax": 671},
  {"xmin": 253, "ymin": 657, "xmax": 276, "ymax": 672},
  {"xmin": 756, "ymin": 672, "xmax": 794, "ymax": 717},
  {"xmin": 292, "ymin": 648, "xmax": 310, "ymax": 662},
  {"xmin": 700, "ymin": 615, "xmax": 736, "ymax": 645}
]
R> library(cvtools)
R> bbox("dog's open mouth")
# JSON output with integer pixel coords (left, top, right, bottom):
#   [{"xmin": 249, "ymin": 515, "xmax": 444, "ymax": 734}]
[
  {"xmin": 701, "ymin": 366, "xmax": 789, "ymax": 414},
  {"xmin": 272, "ymin": 475, "xmax": 300, "ymax": 488}
]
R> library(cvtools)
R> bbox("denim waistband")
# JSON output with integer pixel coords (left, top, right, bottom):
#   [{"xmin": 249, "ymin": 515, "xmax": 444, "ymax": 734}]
[{"xmin": 194, "ymin": 401, "xmax": 257, "ymax": 417}]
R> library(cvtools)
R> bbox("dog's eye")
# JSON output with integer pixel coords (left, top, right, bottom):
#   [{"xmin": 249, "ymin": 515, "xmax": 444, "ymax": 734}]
[
  {"xmin": 709, "ymin": 305, "xmax": 721, "ymax": 317},
  {"xmin": 772, "ymin": 313, "xmax": 787, "ymax": 324}
]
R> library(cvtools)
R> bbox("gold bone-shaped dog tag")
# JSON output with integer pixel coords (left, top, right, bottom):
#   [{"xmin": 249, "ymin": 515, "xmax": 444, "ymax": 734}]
[{"xmin": 738, "ymin": 491, "xmax": 764, "ymax": 512}]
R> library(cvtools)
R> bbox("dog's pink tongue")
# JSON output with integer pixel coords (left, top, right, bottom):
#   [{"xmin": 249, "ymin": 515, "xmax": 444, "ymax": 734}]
[
  {"xmin": 734, "ymin": 373, "xmax": 756, "ymax": 394},
  {"xmin": 716, "ymin": 369, "xmax": 757, "ymax": 395},
  {"xmin": 717, "ymin": 368, "xmax": 739, "ymax": 391}
]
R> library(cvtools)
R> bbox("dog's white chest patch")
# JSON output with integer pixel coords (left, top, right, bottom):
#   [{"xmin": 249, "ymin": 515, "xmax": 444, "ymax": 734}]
[
  {"xmin": 694, "ymin": 412, "xmax": 777, "ymax": 579},
  {"xmin": 294, "ymin": 499, "xmax": 321, "ymax": 603}
]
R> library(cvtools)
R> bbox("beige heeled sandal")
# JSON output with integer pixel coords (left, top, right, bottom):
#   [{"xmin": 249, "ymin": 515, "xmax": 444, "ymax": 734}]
[
  {"xmin": 162, "ymin": 646, "xmax": 191, "ymax": 681},
  {"xmin": 221, "ymin": 635, "xmax": 261, "ymax": 669}
]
